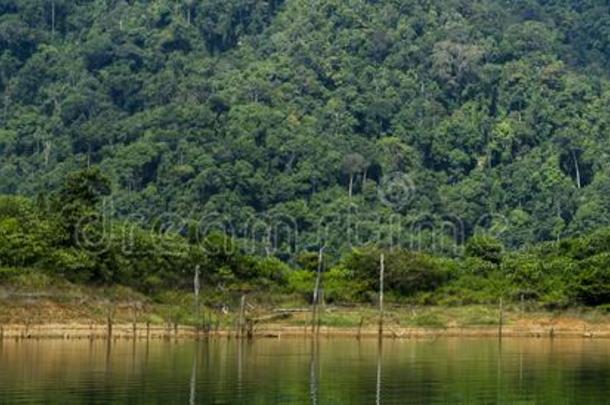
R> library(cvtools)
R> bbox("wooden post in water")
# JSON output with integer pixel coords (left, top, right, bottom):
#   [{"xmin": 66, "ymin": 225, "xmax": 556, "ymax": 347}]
[
  {"xmin": 107, "ymin": 314, "xmax": 113, "ymax": 340},
  {"xmin": 498, "ymin": 297, "xmax": 503, "ymax": 340},
  {"xmin": 246, "ymin": 318, "xmax": 254, "ymax": 339},
  {"xmin": 194, "ymin": 265, "xmax": 201, "ymax": 308},
  {"xmin": 106, "ymin": 303, "xmax": 115, "ymax": 340},
  {"xmin": 357, "ymin": 317, "xmax": 364, "ymax": 340},
  {"xmin": 238, "ymin": 294, "xmax": 246, "ymax": 338},
  {"xmin": 311, "ymin": 247, "xmax": 324, "ymax": 336},
  {"xmin": 378, "ymin": 253, "xmax": 385, "ymax": 338},
  {"xmin": 317, "ymin": 289, "xmax": 324, "ymax": 335},
  {"xmin": 25, "ymin": 316, "xmax": 31, "ymax": 338},
  {"xmin": 165, "ymin": 315, "xmax": 171, "ymax": 340},
  {"xmin": 132, "ymin": 303, "xmax": 138, "ymax": 339},
  {"xmin": 194, "ymin": 265, "xmax": 201, "ymax": 332}
]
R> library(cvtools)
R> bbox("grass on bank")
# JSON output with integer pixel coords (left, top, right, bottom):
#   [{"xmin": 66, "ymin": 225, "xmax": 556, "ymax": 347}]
[{"xmin": 3, "ymin": 267, "xmax": 610, "ymax": 330}]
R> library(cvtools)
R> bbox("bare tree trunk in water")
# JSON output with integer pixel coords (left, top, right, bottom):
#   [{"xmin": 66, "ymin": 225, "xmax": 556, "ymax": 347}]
[
  {"xmin": 132, "ymin": 303, "xmax": 138, "ymax": 338},
  {"xmin": 193, "ymin": 265, "xmax": 200, "ymax": 313},
  {"xmin": 498, "ymin": 297, "xmax": 503, "ymax": 340},
  {"xmin": 311, "ymin": 247, "xmax": 324, "ymax": 336},
  {"xmin": 106, "ymin": 304, "xmax": 115, "ymax": 340},
  {"xmin": 238, "ymin": 294, "xmax": 246, "ymax": 338}
]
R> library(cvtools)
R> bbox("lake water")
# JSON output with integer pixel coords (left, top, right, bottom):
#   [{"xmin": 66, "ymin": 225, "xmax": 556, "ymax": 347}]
[{"xmin": 0, "ymin": 337, "xmax": 609, "ymax": 403}]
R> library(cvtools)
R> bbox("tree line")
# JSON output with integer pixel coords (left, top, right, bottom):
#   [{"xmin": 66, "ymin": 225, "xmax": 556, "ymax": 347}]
[{"xmin": 1, "ymin": 168, "xmax": 609, "ymax": 308}]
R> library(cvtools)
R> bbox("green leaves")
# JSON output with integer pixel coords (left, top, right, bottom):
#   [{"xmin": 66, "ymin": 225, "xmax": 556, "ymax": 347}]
[
  {"xmin": 57, "ymin": 167, "xmax": 111, "ymax": 207},
  {"xmin": 344, "ymin": 246, "xmax": 449, "ymax": 296},
  {"xmin": 0, "ymin": 195, "xmax": 60, "ymax": 268},
  {"xmin": 573, "ymin": 254, "xmax": 610, "ymax": 306},
  {"xmin": 0, "ymin": 0, "xmax": 610, "ymax": 268},
  {"xmin": 465, "ymin": 235, "xmax": 504, "ymax": 265}
]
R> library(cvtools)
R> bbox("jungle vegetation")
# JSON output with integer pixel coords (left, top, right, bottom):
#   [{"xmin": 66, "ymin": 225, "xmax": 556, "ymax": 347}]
[
  {"xmin": 0, "ymin": 0, "xmax": 610, "ymax": 307},
  {"xmin": 0, "ymin": 169, "xmax": 609, "ymax": 308}
]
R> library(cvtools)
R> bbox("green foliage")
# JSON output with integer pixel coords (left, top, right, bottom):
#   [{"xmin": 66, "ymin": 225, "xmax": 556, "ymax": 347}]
[
  {"xmin": 0, "ymin": 0, "xmax": 608, "ymax": 254},
  {"xmin": 53, "ymin": 167, "xmax": 111, "ymax": 246},
  {"xmin": 1, "ymin": 1, "xmax": 610, "ymax": 310},
  {"xmin": 1, "ymin": 191, "xmax": 610, "ymax": 308},
  {"xmin": 323, "ymin": 267, "xmax": 368, "ymax": 302},
  {"xmin": 0, "ymin": 267, "xmax": 22, "ymax": 282},
  {"xmin": 286, "ymin": 269, "xmax": 314, "ymax": 300},
  {"xmin": 254, "ymin": 256, "xmax": 290, "ymax": 284},
  {"xmin": 56, "ymin": 167, "xmax": 111, "ymax": 208},
  {"xmin": 409, "ymin": 312, "xmax": 447, "ymax": 329},
  {"xmin": 465, "ymin": 236, "xmax": 504, "ymax": 265},
  {"xmin": 344, "ymin": 246, "xmax": 450, "ymax": 296},
  {"xmin": 573, "ymin": 254, "xmax": 610, "ymax": 306}
]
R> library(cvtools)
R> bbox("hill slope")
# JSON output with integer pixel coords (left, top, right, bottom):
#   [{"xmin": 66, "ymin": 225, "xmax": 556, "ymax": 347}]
[{"xmin": 1, "ymin": 0, "xmax": 609, "ymax": 254}]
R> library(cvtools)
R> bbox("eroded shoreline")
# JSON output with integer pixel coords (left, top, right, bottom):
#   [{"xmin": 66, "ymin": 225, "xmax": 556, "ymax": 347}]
[{"xmin": 1, "ymin": 322, "xmax": 608, "ymax": 340}]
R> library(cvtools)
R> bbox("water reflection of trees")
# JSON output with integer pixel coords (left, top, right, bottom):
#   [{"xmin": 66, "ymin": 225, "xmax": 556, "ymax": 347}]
[{"xmin": 0, "ymin": 339, "xmax": 609, "ymax": 403}]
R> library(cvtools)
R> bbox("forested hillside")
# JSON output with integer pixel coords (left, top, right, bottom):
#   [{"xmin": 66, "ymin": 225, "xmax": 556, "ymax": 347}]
[{"xmin": 1, "ymin": 0, "xmax": 610, "ymax": 255}]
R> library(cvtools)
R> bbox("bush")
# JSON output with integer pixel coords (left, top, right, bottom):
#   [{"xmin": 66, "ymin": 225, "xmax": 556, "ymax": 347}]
[
  {"xmin": 254, "ymin": 257, "xmax": 290, "ymax": 284},
  {"xmin": 344, "ymin": 246, "xmax": 450, "ymax": 296},
  {"xmin": 323, "ymin": 267, "xmax": 368, "ymax": 302},
  {"xmin": 286, "ymin": 270, "xmax": 314, "ymax": 301},
  {"xmin": 465, "ymin": 235, "xmax": 504, "ymax": 264},
  {"xmin": 573, "ymin": 254, "xmax": 610, "ymax": 306}
]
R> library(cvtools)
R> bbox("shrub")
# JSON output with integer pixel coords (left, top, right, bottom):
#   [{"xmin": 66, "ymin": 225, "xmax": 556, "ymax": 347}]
[
  {"xmin": 465, "ymin": 235, "xmax": 504, "ymax": 264},
  {"xmin": 344, "ymin": 246, "xmax": 450, "ymax": 296},
  {"xmin": 573, "ymin": 254, "xmax": 610, "ymax": 306}
]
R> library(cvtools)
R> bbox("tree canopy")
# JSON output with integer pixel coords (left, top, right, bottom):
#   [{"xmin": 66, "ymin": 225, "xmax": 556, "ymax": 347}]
[{"xmin": 0, "ymin": 0, "xmax": 609, "ymax": 256}]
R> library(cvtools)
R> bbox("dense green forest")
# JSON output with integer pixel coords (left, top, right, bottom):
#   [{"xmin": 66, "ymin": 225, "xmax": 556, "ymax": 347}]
[
  {"xmin": 1, "ymin": 1, "xmax": 610, "ymax": 308},
  {"xmin": 1, "ymin": 169, "xmax": 610, "ymax": 308},
  {"xmin": 0, "ymin": 0, "xmax": 609, "ymax": 256}
]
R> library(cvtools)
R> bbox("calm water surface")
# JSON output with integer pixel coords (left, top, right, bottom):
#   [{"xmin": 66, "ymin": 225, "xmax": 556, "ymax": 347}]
[{"xmin": 1, "ymin": 337, "xmax": 609, "ymax": 404}]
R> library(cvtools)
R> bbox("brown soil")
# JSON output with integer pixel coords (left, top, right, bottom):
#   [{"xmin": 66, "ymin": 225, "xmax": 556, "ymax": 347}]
[{"xmin": 1, "ymin": 317, "xmax": 609, "ymax": 340}]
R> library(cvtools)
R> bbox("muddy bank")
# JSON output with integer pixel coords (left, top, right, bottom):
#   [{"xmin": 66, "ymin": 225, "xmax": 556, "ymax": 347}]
[{"xmin": 1, "ymin": 322, "xmax": 609, "ymax": 339}]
